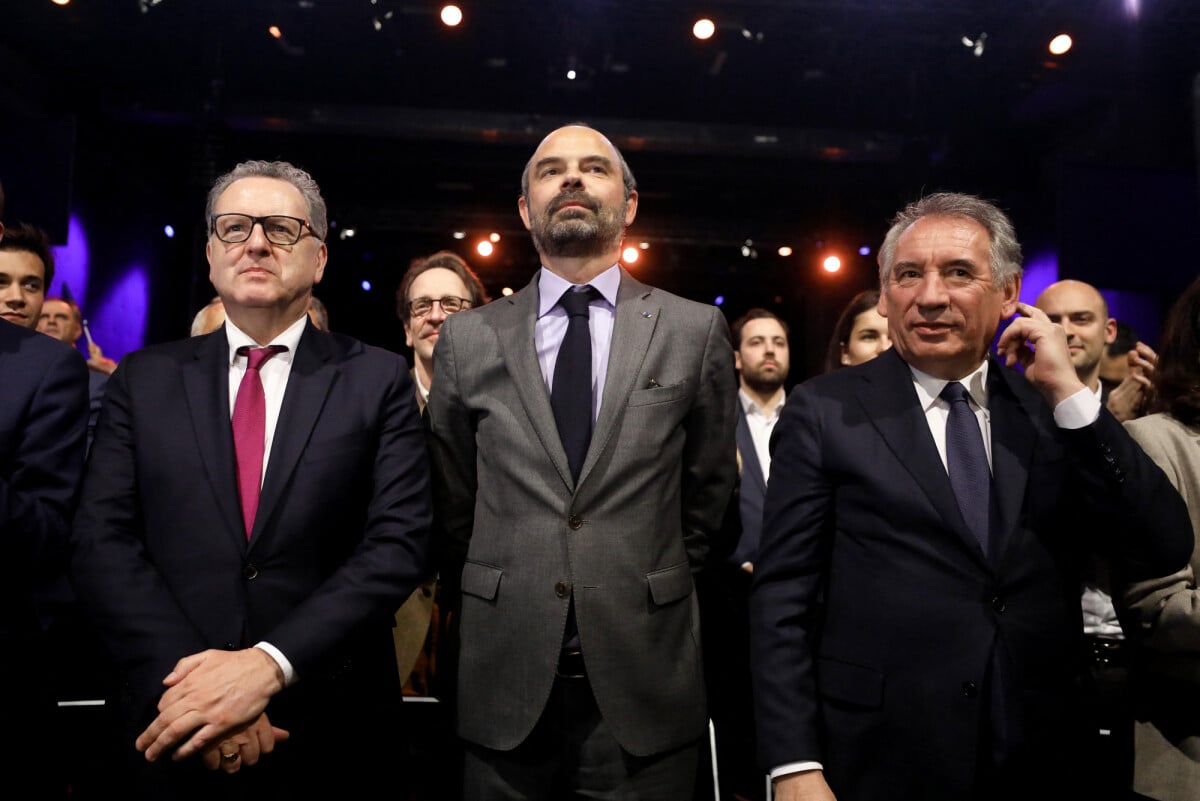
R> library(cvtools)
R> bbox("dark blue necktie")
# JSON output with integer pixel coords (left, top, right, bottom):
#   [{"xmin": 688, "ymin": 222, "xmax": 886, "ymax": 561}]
[
  {"xmin": 940, "ymin": 381, "xmax": 990, "ymax": 553},
  {"xmin": 551, "ymin": 286, "xmax": 599, "ymax": 483}
]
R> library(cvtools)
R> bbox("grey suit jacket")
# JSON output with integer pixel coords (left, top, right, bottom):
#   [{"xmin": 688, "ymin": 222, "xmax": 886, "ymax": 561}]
[{"xmin": 426, "ymin": 268, "xmax": 738, "ymax": 756}]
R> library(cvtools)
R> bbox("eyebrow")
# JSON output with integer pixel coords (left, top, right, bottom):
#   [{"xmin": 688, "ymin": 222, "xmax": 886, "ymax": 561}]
[{"xmin": 532, "ymin": 155, "xmax": 614, "ymax": 173}]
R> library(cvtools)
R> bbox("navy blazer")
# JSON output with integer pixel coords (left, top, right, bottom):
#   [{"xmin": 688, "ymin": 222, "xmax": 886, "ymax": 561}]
[
  {"xmin": 749, "ymin": 349, "xmax": 1192, "ymax": 800},
  {"xmin": 732, "ymin": 407, "xmax": 767, "ymax": 566},
  {"xmin": 69, "ymin": 322, "xmax": 431, "ymax": 792}
]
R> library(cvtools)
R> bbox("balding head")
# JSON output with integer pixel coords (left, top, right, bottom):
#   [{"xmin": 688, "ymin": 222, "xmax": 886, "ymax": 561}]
[{"xmin": 1034, "ymin": 279, "xmax": 1116, "ymax": 391}]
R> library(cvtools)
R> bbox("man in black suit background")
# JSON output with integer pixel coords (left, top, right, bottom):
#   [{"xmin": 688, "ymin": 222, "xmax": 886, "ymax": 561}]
[
  {"xmin": 0, "ymin": 185, "xmax": 90, "ymax": 799},
  {"xmin": 69, "ymin": 160, "xmax": 431, "ymax": 798},
  {"xmin": 750, "ymin": 192, "xmax": 1192, "ymax": 801}
]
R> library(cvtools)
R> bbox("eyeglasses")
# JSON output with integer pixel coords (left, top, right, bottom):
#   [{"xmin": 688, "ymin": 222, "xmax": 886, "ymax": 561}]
[
  {"xmin": 210, "ymin": 214, "xmax": 320, "ymax": 246},
  {"xmin": 408, "ymin": 296, "xmax": 473, "ymax": 318}
]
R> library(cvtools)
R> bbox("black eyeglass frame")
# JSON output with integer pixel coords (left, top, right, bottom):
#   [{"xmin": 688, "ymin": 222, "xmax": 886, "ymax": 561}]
[
  {"xmin": 407, "ymin": 296, "xmax": 474, "ymax": 318},
  {"xmin": 209, "ymin": 213, "xmax": 321, "ymax": 246}
]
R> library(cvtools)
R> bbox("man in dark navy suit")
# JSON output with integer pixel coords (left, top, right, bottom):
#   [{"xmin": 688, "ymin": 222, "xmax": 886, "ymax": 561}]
[
  {"xmin": 70, "ymin": 160, "xmax": 431, "ymax": 799},
  {"xmin": 750, "ymin": 192, "xmax": 1192, "ymax": 801}
]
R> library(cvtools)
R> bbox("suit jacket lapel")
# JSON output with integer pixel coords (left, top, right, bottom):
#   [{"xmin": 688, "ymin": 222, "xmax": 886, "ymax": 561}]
[
  {"xmin": 254, "ymin": 323, "xmax": 339, "ymax": 545},
  {"xmin": 987, "ymin": 360, "xmax": 1035, "ymax": 563},
  {"xmin": 581, "ymin": 271, "xmax": 658, "ymax": 487},
  {"xmin": 735, "ymin": 411, "xmax": 767, "ymax": 493},
  {"xmin": 182, "ymin": 330, "xmax": 244, "ymax": 546},
  {"xmin": 498, "ymin": 275, "xmax": 576, "ymax": 489},
  {"xmin": 858, "ymin": 350, "xmax": 990, "ymax": 566}
]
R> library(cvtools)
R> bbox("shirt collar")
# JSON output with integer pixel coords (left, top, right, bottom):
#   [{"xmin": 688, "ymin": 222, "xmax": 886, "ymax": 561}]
[
  {"xmin": 224, "ymin": 314, "xmax": 306, "ymax": 367},
  {"xmin": 909, "ymin": 359, "xmax": 990, "ymax": 413},
  {"xmin": 537, "ymin": 264, "xmax": 621, "ymax": 318},
  {"xmin": 738, "ymin": 386, "xmax": 786, "ymax": 418}
]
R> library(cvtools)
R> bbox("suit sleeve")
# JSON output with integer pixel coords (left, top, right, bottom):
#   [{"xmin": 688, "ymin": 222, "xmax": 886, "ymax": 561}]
[
  {"xmin": 68, "ymin": 357, "xmax": 210, "ymax": 707},
  {"xmin": 1, "ymin": 343, "xmax": 88, "ymax": 579},
  {"xmin": 1063, "ymin": 410, "xmax": 1193, "ymax": 581},
  {"xmin": 679, "ymin": 307, "xmax": 739, "ymax": 572},
  {"xmin": 425, "ymin": 315, "xmax": 478, "ymax": 591},
  {"xmin": 264, "ymin": 354, "xmax": 432, "ymax": 672},
  {"xmin": 748, "ymin": 382, "xmax": 831, "ymax": 769}
]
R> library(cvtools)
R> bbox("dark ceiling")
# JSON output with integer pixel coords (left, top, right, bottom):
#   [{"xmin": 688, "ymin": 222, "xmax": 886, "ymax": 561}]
[{"xmin": 2, "ymin": 0, "xmax": 1198, "ymax": 366}]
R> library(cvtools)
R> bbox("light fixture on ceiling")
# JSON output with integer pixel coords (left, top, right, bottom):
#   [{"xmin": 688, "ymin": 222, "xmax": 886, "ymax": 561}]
[
  {"xmin": 440, "ymin": 5, "xmax": 463, "ymax": 27},
  {"xmin": 693, "ymin": 18, "xmax": 716, "ymax": 41},
  {"xmin": 1048, "ymin": 34, "xmax": 1072, "ymax": 55},
  {"xmin": 961, "ymin": 32, "xmax": 987, "ymax": 57}
]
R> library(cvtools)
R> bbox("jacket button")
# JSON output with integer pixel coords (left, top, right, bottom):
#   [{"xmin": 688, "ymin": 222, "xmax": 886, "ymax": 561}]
[
  {"xmin": 242, "ymin": 564, "xmax": 259, "ymax": 580},
  {"xmin": 224, "ymin": 642, "xmax": 237, "ymax": 651},
  {"xmin": 961, "ymin": 681, "xmax": 979, "ymax": 698},
  {"xmin": 991, "ymin": 596, "xmax": 1006, "ymax": 613},
  {"xmin": 568, "ymin": 515, "xmax": 583, "ymax": 530},
  {"xmin": 554, "ymin": 581, "xmax": 570, "ymax": 598}
]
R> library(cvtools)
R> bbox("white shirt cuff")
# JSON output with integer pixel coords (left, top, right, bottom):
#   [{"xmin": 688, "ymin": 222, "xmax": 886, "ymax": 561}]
[
  {"xmin": 254, "ymin": 641, "xmax": 296, "ymax": 686},
  {"xmin": 1053, "ymin": 386, "xmax": 1101, "ymax": 429},
  {"xmin": 770, "ymin": 761, "xmax": 824, "ymax": 780}
]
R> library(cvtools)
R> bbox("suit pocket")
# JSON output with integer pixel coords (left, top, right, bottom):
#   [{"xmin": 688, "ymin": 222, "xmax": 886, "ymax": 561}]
[
  {"xmin": 646, "ymin": 562, "xmax": 694, "ymax": 606},
  {"xmin": 628, "ymin": 381, "xmax": 688, "ymax": 408},
  {"xmin": 818, "ymin": 656, "xmax": 885, "ymax": 708},
  {"xmin": 460, "ymin": 560, "xmax": 503, "ymax": 601}
]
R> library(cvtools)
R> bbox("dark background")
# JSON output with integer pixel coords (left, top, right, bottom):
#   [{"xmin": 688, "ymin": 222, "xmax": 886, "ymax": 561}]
[{"xmin": 2, "ymin": 0, "xmax": 1198, "ymax": 381}]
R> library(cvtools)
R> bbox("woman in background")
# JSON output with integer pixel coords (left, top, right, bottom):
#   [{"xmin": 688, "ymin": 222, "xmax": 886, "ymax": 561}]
[
  {"xmin": 1120, "ymin": 276, "xmax": 1200, "ymax": 801},
  {"xmin": 823, "ymin": 288, "xmax": 891, "ymax": 372}
]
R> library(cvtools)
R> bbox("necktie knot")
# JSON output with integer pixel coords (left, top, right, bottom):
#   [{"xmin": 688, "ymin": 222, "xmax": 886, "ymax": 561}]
[
  {"xmin": 239, "ymin": 345, "xmax": 287, "ymax": 372},
  {"xmin": 559, "ymin": 286, "xmax": 598, "ymax": 318},
  {"xmin": 939, "ymin": 380, "xmax": 972, "ymax": 407}
]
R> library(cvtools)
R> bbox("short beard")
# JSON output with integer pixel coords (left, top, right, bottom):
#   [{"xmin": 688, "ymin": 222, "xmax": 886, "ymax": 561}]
[
  {"xmin": 742, "ymin": 370, "xmax": 786, "ymax": 396},
  {"xmin": 530, "ymin": 193, "xmax": 625, "ymax": 259}
]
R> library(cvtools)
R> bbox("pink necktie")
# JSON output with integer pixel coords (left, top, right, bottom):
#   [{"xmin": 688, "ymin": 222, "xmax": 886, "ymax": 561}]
[{"xmin": 232, "ymin": 345, "xmax": 287, "ymax": 538}]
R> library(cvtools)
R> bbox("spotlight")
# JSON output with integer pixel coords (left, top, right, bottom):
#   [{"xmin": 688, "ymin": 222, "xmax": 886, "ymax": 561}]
[
  {"xmin": 489, "ymin": 232, "xmax": 500, "ymax": 243},
  {"xmin": 163, "ymin": 225, "xmax": 175, "ymax": 239},
  {"xmin": 441, "ymin": 5, "xmax": 463, "ymax": 27},
  {"xmin": 693, "ymin": 18, "xmax": 715, "ymax": 41},
  {"xmin": 777, "ymin": 246, "xmax": 793, "ymax": 257},
  {"xmin": 476, "ymin": 240, "xmax": 494, "ymax": 257},
  {"xmin": 339, "ymin": 228, "xmax": 356, "ymax": 240},
  {"xmin": 501, "ymin": 287, "xmax": 514, "ymax": 297},
  {"xmin": 268, "ymin": 25, "xmax": 283, "ymax": 39},
  {"xmin": 823, "ymin": 256, "xmax": 842, "ymax": 273},
  {"xmin": 567, "ymin": 69, "xmax": 577, "ymax": 80},
  {"xmin": 714, "ymin": 295, "xmax": 725, "ymax": 306},
  {"xmin": 638, "ymin": 242, "xmax": 650, "ymax": 250},
  {"xmin": 138, "ymin": 0, "xmax": 165, "ymax": 12},
  {"xmin": 621, "ymin": 246, "xmax": 639, "ymax": 264},
  {"xmin": 1048, "ymin": 34, "xmax": 1072, "ymax": 55},
  {"xmin": 52, "ymin": 0, "xmax": 70, "ymax": 6},
  {"xmin": 452, "ymin": 231, "xmax": 465, "ymax": 240},
  {"xmin": 361, "ymin": 280, "xmax": 372, "ymax": 291},
  {"xmin": 961, "ymin": 32, "xmax": 987, "ymax": 57},
  {"xmin": 859, "ymin": 246, "xmax": 871, "ymax": 256}
]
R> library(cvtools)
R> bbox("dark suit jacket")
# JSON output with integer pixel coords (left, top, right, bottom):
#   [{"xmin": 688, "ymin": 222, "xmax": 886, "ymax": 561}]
[
  {"xmin": 0, "ymin": 319, "xmax": 88, "ymax": 795},
  {"xmin": 427, "ymin": 269, "xmax": 738, "ymax": 757},
  {"xmin": 69, "ymin": 321, "xmax": 431, "ymax": 795},
  {"xmin": 732, "ymin": 408, "xmax": 767, "ymax": 566},
  {"xmin": 749, "ymin": 349, "xmax": 1192, "ymax": 801}
]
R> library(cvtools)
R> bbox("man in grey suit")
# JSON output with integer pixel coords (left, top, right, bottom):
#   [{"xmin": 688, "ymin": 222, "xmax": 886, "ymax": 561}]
[{"xmin": 426, "ymin": 123, "xmax": 738, "ymax": 799}]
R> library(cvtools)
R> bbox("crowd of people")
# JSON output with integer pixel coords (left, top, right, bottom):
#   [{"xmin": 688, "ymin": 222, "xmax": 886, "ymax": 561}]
[{"xmin": 1, "ymin": 124, "xmax": 1197, "ymax": 801}]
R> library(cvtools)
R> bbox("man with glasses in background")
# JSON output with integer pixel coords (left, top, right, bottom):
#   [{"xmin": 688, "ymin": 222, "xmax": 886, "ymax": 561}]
[{"xmin": 70, "ymin": 160, "xmax": 432, "ymax": 798}]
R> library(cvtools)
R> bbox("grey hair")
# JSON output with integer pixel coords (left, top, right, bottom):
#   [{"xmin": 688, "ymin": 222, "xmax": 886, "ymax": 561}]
[
  {"xmin": 877, "ymin": 192, "xmax": 1023, "ymax": 289},
  {"xmin": 205, "ymin": 160, "xmax": 328, "ymax": 241},
  {"xmin": 520, "ymin": 123, "xmax": 638, "ymax": 202}
]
